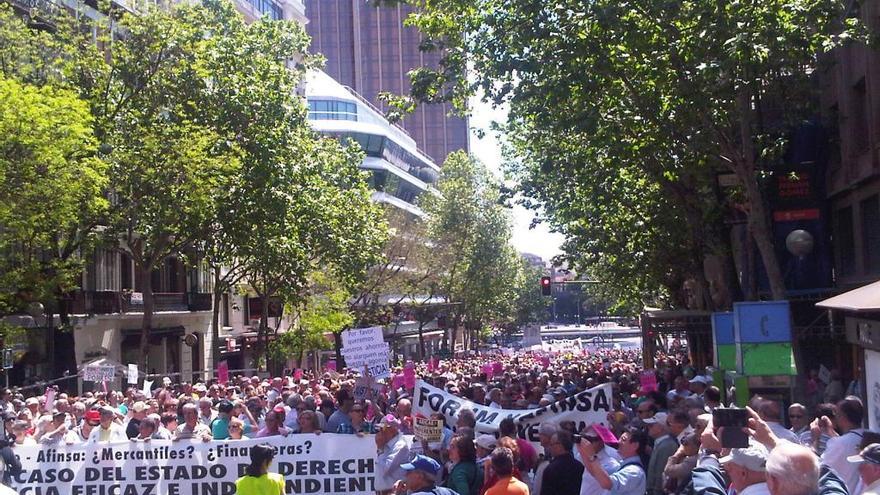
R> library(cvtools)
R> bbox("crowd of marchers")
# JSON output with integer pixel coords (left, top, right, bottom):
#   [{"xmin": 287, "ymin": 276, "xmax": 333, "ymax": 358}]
[{"xmin": 0, "ymin": 345, "xmax": 875, "ymax": 495}]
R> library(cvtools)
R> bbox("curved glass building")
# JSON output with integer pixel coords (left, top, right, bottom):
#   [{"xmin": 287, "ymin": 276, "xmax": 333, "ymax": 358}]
[{"xmin": 304, "ymin": 70, "xmax": 440, "ymax": 217}]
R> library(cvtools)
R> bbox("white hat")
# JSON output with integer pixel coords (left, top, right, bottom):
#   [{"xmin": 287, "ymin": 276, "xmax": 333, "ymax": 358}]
[
  {"xmin": 689, "ymin": 376, "xmax": 707, "ymax": 385},
  {"xmin": 642, "ymin": 412, "xmax": 668, "ymax": 425},
  {"xmin": 719, "ymin": 440, "xmax": 769, "ymax": 472},
  {"xmin": 25, "ymin": 397, "xmax": 38, "ymax": 406},
  {"xmin": 475, "ymin": 434, "xmax": 497, "ymax": 450}
]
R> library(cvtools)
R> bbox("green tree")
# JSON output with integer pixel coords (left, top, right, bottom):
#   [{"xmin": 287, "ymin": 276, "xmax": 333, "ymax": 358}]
[
  {"xmin": 392, "ymin": 0, "xmax": 861, "ymax": 302},
  {"xmin": 421, "ymin": 151, "xmax": 520, "ymax": 350}
]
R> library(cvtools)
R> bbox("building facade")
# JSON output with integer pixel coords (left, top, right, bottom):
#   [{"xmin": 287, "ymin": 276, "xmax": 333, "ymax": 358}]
[{"xmin": 303, "ymin": 0, "xmax": 469, "ymax": 164}]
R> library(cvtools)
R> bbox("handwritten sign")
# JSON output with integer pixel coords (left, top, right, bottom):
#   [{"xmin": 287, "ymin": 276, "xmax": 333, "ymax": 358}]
[
  {"xmin": 83, "ymin": 365, "xmax": 116, "ymax": 383},
  {"xmin": 127, "ymin": 364, "xmax": 138, "ymax": 385},
  {"xmin": 414, "ymin": 417, "xmax": 443, "ymax": 443},
  {"xmin": 341, "ymin": 327, "xmax": 390, "ymax": 378}
]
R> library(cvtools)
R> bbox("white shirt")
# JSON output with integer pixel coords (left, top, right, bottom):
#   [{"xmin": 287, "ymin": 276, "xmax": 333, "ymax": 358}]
[
  {"xmin": 86, "ymin": 423, "xmax": 127, "ymax": 444},
  {"xmin": 767, "ymin": 422, "xmax": 800, "ymax": 445},
  {"xmin": 375, "ymin": 433, "xmax": 411, "ymax": 491},
  {"xmin": 579, "ymin": 446, "xmax": 621, "ymax": 495},
  {"xmin": 821, "ymin": 428, "xmax": 865, "ymax": 493},
  {"xmin": 740, "ymin": 482, "xmax": 772, "ymax": 495}
]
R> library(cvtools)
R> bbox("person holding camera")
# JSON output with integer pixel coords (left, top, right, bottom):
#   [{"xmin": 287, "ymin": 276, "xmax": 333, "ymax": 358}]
[{"xmin": 540, "ymin": 431, "xmax": 583, "ymax": 495}]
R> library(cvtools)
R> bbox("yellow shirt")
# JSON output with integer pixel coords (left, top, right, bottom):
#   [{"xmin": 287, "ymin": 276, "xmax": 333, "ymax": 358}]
[{"xmin": 235, "ymin": 473, "xmax": 285, "ymax": 495}]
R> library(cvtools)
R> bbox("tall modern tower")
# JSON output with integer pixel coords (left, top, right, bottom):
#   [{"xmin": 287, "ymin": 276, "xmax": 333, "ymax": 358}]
[{"xmin": 303, "ymin": 0, "xmax": 470, "ymax": 164}]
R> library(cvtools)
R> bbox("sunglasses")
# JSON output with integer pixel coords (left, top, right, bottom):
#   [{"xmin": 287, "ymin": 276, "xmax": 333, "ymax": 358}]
[{"xmin": 229, "ymin": 425, "xmax": 242, "ymax": 430}]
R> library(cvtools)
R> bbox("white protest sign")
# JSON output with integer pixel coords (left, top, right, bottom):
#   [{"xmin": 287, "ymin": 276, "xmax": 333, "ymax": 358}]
[
  {"xmin": 413, "ymin": 417, "xmax": 443, "ymax": 443},
  {"xmin": 819, "ymin": 364, "xmax": 832, "ymax": 385},
  {"xmin": 413, "ymin": 379, "xmax": 613, "ymax": 448},
  {"xmin": 142, "ymin": 380, "xmax": 153, "ymax": 398},
  {"xmin": 10, "ymin": 434, "xmax": 378, "ymax": 495},
  {"xmin": 83, "ymin": 365, "xmax": 116, "ymax": 383},
  {"xmin": 341, "ymin": 326, "xmax": 390, "ymax": 378},
  {"xmin": 353, "ymin": 371, "xmax": 383, "ymax": 400},
  {"xmin": 127, "ymin": 364, "xmax": 138, "ymax": 385}
]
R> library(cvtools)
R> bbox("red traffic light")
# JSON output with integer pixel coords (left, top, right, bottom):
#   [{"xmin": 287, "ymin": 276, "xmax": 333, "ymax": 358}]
[{"xmin": 540, "ymin": 276, "xmax": 551, "ymax": 295}]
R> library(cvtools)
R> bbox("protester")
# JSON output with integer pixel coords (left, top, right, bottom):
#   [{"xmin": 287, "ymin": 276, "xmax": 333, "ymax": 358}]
[
  {"xmin": 394, "ymin": 454, "xmax": 458, "ymax": 495},
  {"xmin": 540, "ymin": 430, "xmax": 582, "ymax": 495},
  {"xmin": 444, "ymin": 434, "xmax": 482, "ymax": 495},
  {"xmin": 484, "ymin": 447, "xmax": 529, "ymax": 495},
  {"xmin": 820, "ymin": 396, "xmax": 865, "ymax": 493},
  {"xmin": 848, "ymin": 443, "xmax": 880, "ymax": 495},
  {"xmin": 174, "ymin": 403, "xmax": 212, "ymax": 442},
  {"xmin": 376, "ymin": 414, "xmax": 411, "ymax": 495},
  {"xmin": 579, "ymin": 427, "xmax": 647, "ymax": 495},
  {"xmin": 235, "ymin": 443, "xmax": 284, "ymax": 495},
  {"xmin": 88, "ymin": 406, "xmax": 126, "ymax": 443}
]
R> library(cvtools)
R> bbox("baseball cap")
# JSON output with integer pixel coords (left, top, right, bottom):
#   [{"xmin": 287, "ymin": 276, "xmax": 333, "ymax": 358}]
[
  {"xmin": 642, "ymin": 412, "xmax": 668, "ymax": 425},
  {"xmin": 719, "ymin": 440, "xmax": 769, "ymax": 472},
  {"xmin": 85, "ymin": 410, "xmax": 101, "ymax": 423},
  {"xmin": 25, "ymin": 397, "xmax": 38, "ymax": 406},
  {"xmin": 689, "ymin": 376, "xmax": 707, "ymax": 385},
  {"xmin": 378, "ymin": 414, "xmax": 402, "ymax": 429},
  {"xmin": 475, "ymin": 434, "xmax": 497, "ymax": 450},
  {"xmin": 401, "ymin": 455, "xmax": 441, "ymax": 476},
  {"xmin": 848, "ymin": 443, "xmax": 880, "ymax": 465},
  {"xmin": 590, "ymin": 424, "xmax": 618, "ymax": 444}
]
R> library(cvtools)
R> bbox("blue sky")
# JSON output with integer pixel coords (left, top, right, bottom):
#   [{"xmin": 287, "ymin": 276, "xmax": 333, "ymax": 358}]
[{"xmin": 468, "ymin": 98, "xmax": 565, "ymax": 262}]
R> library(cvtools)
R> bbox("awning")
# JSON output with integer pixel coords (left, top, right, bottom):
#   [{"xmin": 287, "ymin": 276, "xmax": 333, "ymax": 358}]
[{"xmin": 816, "ymin": 280, "xmax": 880, "ymax": 312}]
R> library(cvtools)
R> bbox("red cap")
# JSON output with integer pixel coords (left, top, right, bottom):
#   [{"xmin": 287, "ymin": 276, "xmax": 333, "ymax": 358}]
[
  {"xmin": 85, "ymin": 410, "xmax": 101, "ymax": 422},
  {"xmin": 272, "ymin": 405, "xmax": 285, "ymax": 414}
]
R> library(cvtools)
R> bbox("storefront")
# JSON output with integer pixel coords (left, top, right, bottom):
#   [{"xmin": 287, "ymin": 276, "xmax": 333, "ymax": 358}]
[{"xmin": 817, "ymin": 279, "xmax": 880, "ymax": 429}]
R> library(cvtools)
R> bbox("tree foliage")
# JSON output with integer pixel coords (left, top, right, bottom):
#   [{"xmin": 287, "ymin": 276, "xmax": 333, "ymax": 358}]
[
  {"xmin": 393, "ymin": 0, "xmax": 861, "ymax": 307},
  {"xmin": 421, "ymin": 151, "xmax": 521, "ymax": 349}
]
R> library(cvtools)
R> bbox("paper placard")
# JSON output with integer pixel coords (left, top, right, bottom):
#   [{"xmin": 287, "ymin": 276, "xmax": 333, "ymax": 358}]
[
  {"xmin": 44, "ymin": 388, "xmax": 55, "ymax": 411},
  {"xmin": 127, "ymin": 364, "xmax": 138, "ymax": 385},
  {"xmin": 341, "ymin": 326, "xmax": 390, "ymax": 378},
  {"xmin": 84, "ymin": 365, "xmax": 116, "ymax": 383},
  {"xmin": 142, "ymin": 380, "xmax": 153, "ymax": 397},
  {"xmin": 413, "ymin": 417, "xmax": 443, "ymax": 443},
  {"xmin": 819, "ymin": 364, "xmax": 831, "ymax": 385}
]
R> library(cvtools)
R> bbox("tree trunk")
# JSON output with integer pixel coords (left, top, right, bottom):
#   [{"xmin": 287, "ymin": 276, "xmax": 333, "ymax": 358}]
[
  {"xmin": 210, "ymin": 266, "xmax": 222, "ymax": 376},
  {"xmin": 138, "ymin": 266, "xmax": 154, "ymax": 371},
  {"xmin": 417, "ymin": 319, "xmax": 426, "ymax": 361},
  {"xmin": 259, "ymin": 295, "xmax": 269, "ymax": 372},
  {"xmin": 735, "ymin": 89, "xmax": 786, "ymax": 300},
  {"xmin": 333, "ymin": 331, "xmax": 345, "ymax": 368}
]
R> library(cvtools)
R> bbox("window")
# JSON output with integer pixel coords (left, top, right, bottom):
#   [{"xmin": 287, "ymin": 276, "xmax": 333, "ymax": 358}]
[
  {"xmin": 862, "ymin": 195, "xmax": 880, "ymax": 273},
  {"xmin": 836, "ymin": 206, "xmax": 856, "ymax": 276},
  {"xmin": 307, "ymin": 99, "xmax": 358, "ymax": 121},
  {"xmin": 851, "ymin": 78, "xmax": 870, "ymax": 153},
  {"xmin": 221, "ymin": 293, "xmax": 230, "ymax": 327}
]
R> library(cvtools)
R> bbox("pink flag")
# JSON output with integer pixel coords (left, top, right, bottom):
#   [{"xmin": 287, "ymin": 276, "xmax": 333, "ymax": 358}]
[
  {"xmin": 492, "ymin": 361, "xmax": 502, "ymax": 375},
  {"xmin": 217, "ymin": 360, "xmax": 229, "ymax": 385},
  {"xmin": 293, "ymin": 368, "xmax": 303, "ymax": 381},
  {"xmin": 325, "ymin": 360, "xmax": 337, "ymax": 372},
  {"xmin": 391, "ymin": 374, "xmax": 404, "ymax": 390},
  {"xmin": 540, "ymin": 356, "xmax": 551, "ymax": 368},
  {"xmin": 482, "ymin": 363, "xmax": 494, "ymax": 379},
  {"xmin": 640, "ymin": 370, "xmax": 658, "ymax": 393},
  {"xmin": 403, "ymin": 361, "xmax": 416, "ymax": 389}
]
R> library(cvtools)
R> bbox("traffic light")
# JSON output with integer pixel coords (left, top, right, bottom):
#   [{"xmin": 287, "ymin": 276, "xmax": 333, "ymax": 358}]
[{"xmin": 540, "ymin": 276, "xmax": 552, "ymax": 296}]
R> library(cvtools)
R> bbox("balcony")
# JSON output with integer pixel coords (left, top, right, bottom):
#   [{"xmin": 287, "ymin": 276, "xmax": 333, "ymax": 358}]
[{"xmin": 63, "ymin": 291, "xmax": 213, "ymax": 315}]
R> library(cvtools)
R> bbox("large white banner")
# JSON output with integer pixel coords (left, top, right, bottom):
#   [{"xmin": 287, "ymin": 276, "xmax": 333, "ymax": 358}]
[
  {"xmin": 12, "ymin": 434, "xmax": 377, "ymax": 495},
  {"xmin": 413, "ymin": 380, "xmax": 613, "ymax": 447}
]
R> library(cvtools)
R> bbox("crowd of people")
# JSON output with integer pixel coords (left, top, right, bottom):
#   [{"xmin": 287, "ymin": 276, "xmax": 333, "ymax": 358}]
[{"xmin": 0, "ymin": 344, "xmax": 877, "ymax": 495}]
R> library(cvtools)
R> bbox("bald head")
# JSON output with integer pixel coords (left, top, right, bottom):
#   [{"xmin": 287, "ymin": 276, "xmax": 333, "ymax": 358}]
[{"xmin": 766, "ymin": 441, "xmax": 819, "ymax": 495}]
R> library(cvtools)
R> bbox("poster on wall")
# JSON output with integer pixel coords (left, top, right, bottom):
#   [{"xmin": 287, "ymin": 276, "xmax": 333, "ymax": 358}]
[{"xmin": 865, "ymin": 349, "xmax": 880, "ymax": 431}]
